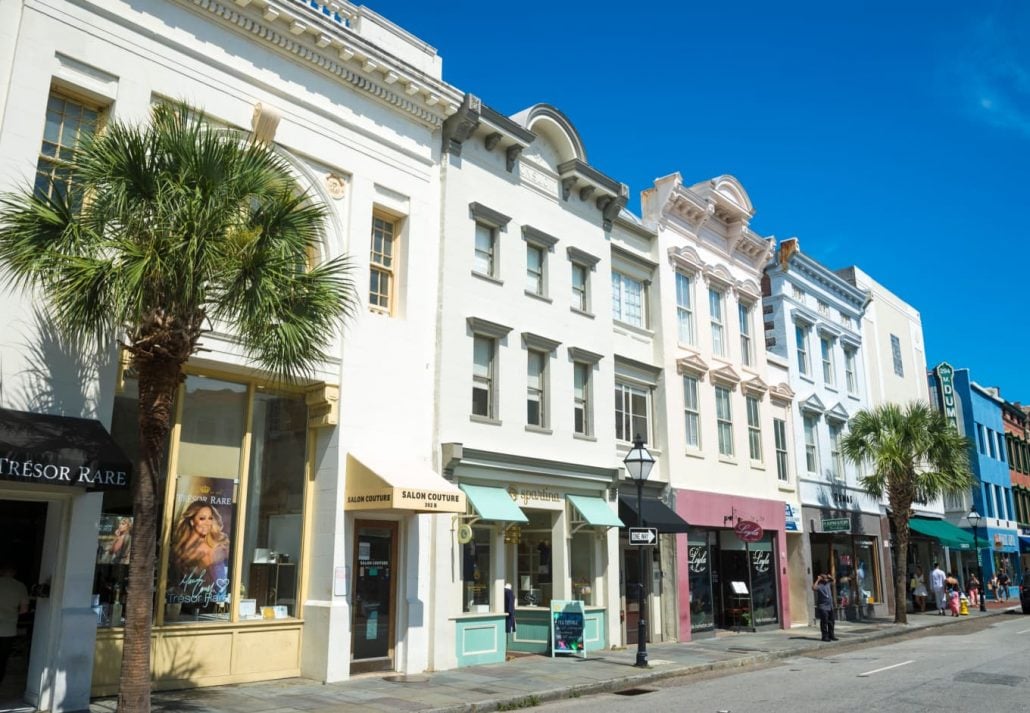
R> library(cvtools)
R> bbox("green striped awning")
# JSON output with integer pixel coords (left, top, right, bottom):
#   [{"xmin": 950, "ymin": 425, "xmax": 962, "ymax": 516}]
[{"xmin": 908, "ymin": 517, "xmax": 974, "ymax": 550}]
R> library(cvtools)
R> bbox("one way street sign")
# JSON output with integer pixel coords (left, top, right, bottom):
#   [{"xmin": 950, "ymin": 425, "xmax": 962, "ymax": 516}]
[{"xmin": 628, "ymin": 527, "xmax": 657, "ymax": 545}]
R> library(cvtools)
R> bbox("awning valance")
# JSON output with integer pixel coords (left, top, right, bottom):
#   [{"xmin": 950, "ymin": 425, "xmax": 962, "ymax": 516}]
[
  {"xmin": 459, "ymin": 483, "xmax": 528, "ymax": 522},
  {"xmin": 345, "ymin": 453, "xmax": 465, "ymax": 513},
  {"xmin": 0, "ymin": 407, "xmax": 131, "ymax": 490},
  {"xmin": 908, "ymin": 517, "xmax": 974, "ymax": 550},
  {"xmin": 568, "ymin": 494, "xmax": 623, "ymax": 528},
  {"xmin": 618, "ymin": 494, "xmax": 690, "ymax": 533}
]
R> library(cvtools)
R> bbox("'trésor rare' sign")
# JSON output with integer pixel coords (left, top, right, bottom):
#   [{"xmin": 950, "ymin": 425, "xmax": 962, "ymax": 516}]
[{"xmin": 734, "ymin": 520, "xmax": 764, "ymax": 543}]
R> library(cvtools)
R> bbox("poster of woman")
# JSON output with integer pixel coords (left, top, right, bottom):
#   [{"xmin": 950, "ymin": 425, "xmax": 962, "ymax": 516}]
[
  {"xmin": 165, "ymin": 475, "xmax": 235, "ymax": 615},
  {"xmin": 97, "ymin": 515, "xmax": 133, "ymax": 566}
]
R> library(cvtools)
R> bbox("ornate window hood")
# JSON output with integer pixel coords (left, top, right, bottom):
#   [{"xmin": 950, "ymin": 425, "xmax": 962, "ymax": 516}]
[
  {"xmin": 556, "ymin": 159, "xmax": 628, "ymax": 230},
  {"xmin": 442, "ymin": 94, "xmax": 534, "ymax": 170},
  {"xmin": 186, "ymin": 0, "xmax": 463, "ymax": 128}
]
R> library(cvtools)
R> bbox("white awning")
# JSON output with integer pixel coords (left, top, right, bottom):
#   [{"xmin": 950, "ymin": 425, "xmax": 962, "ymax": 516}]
[{"xmin": 345, "ymin": 452, "xmax": 465, "ymax": 514}]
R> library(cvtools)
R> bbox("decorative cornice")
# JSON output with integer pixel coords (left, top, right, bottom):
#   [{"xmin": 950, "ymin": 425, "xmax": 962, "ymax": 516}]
[
  {"xmin": 676, "ymin": 352, "xmax": 709, "ymax": 377},
  {"xmin": 769, "ymin": 382, "xmax": 796, "ymax": 402},
  {"xmin": 734, "ymin": 278, "xmax": 762, "ymax": 302},
  {"xmin": 826, "ymin": 402, "xmax": 850, "ymax": 423},
  {"xmin": 522, "ymin": 225, "xmax": 559, "ymax": 250},
  {"xmin": 521, "ymin": 331, "xmax": 561, "ymax": 352},
  {"xmin": 710, "ymin": 363, "xmax": 741, "ymax": 387},
  {"xmin": 186, "ymin": 0, "xmax": 461, "ymax": 128},
  {"xmin": 469, "ymin": 202, "xmax": 511, "ymax": 229},
  {"xmin": 568, "ymin": 346, "xmax": 603, "ymax": 364},
  {"xmin": 567, "ymin": 246, "xmax": 600, "ymax": 269},
  {"xmin": 800, "ymin": 394, "xmax": 826, "ymax": 414},
  {"xmin": 467, "ymin": 316, "xmax": 512, "ymax": 339},
  {"xmin": 668, "ymin": 245, "xmax": 704, "ymax": 274},
  {"xmin": 741, "ymin": 375, "xmax": 769, "ymax": 396},
  {"xmin": 785, "ymin": 249, "xmax": 869, "ymax": 312},
  {"xmin": 702, "ymin": 263, "xmax": 734, "ymax": 289}
]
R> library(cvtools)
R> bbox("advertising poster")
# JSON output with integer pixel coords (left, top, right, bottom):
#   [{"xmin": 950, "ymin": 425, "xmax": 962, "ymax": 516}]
[
  {"xmin": 550, "ymin": 599, "xmax": 586, "ymax": 658},
  {"xmin": 97, "ymin": 514, "xmax": 133, "ymax": 566},
  {"xmin": 165, "ymin": 475, "xmax": 235, "ymax": 611}
]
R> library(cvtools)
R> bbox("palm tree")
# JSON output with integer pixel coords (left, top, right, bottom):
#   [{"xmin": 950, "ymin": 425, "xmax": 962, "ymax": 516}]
[
  {"xmin": 0, "ymin": 102, "xmax": 355, "ymax": 711},
  {"xmin": 840, "ymin": 401, "xmax": 973, "ymax": 625}
]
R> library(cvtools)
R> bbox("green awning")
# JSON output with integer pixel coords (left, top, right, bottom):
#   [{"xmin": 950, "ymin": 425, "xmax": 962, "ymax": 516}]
[
  {"xmin": 568, "ymin": 495, "xmax": 623, "ymax": 528},
  {"xmin": 459, "ymin": 484, "xmax": 528, "ymax": 523},
  {"xmin": 908, "ymin": 517, "xmax": 974, "ymax": 550}
]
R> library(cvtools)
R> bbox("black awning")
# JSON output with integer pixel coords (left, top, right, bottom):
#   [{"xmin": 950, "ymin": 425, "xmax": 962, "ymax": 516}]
[
  {"xmin": 0, "ymin": 407, "xmax": 131, "ymax": 490},
  {"xmin": 619, "ymin": 494, "xmax": 690, "ymax": 533}
]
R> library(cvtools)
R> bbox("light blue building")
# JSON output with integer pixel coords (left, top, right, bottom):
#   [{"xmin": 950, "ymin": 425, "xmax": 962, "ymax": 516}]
[{"xmin": 928, "ymin": 363, "xmax": 1020, "ymax": 596}]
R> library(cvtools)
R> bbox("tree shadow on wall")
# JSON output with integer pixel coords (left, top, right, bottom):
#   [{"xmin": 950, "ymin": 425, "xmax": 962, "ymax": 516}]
[{"xmin": 5, "ymin": 308, "xmax": 113, "ymax": 418}]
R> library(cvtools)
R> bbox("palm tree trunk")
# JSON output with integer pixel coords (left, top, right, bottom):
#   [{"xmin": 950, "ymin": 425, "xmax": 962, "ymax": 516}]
[
  {"xmin": 117, "ymin": 358, "xmax": 180, "ymax": 713},
  {"xmin": 891, "ymin": 513, "xmax": 910, "ymax": 625}
]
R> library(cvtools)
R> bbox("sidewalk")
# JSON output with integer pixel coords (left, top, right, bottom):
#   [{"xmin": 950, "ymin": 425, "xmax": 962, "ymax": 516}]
[{"xmin": 90, "ymin": 605, "xmax": 1021, "ymax": 713}]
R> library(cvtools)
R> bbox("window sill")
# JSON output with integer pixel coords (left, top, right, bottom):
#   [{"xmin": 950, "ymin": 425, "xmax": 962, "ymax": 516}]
[
  {"xmin": 618, "ymin": 440, "xmax": 663, "ymax": 458},
  {"xmin": 524, "ymin": 290, "xmax": 553, "ymax": 304},
  {"xmin": 471, "ymin": 270, "xmax": 504, "ymax": 286},
  {"xmin": 799, "ymin": 374, "xmax": 815, "ymax": 385},
  {"xmin": 684, "ymin": 448, "xmax": 705, "ymax": 460},
  {"xmin": 613, "ymin": 319, "xmax": 654, "ymax": 338},
  {"xmin": 846, "ymin": 392, "xmax": 861, "ymax": 401},
  {"xmin": 573, "ymin": 433, "xmax": 597, "ymax": 442},
  {"xmin": 777, "ymin": 482, "xmax": 795, "ymax": 492},
  {"xmin": 750, "ymin": 461, "xmax": 766, "ymax": 470},
  {"xmin": 570, "ymin": 306, "xmax": 595, "ymax": 319},
  {"xmin": 525, "ymin": 424, "xmax": 553, "ymax": 435},
  {"xmin": 718, "ymin": 455, "xmax": 738, "ymax": 465},
  {"xmin": 470, "ymin": 415, "xmax": 502, "ymax": 426},
  {"xmin": 824, "ymin": 384, "xmax": 839, "ymax": 393}
]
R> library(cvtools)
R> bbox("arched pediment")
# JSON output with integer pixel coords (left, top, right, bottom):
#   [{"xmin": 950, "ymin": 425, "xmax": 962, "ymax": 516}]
[
  {"xmin": 511, "ymin": 104, "xmax": 587, "ymax": 165},
  {"xmin": 703, "ymin": 263, "xmax": 734, "ymax": 288},
  {"xmin": 691, "ymin": 174, "xmax": 755, "ymax": 223}
]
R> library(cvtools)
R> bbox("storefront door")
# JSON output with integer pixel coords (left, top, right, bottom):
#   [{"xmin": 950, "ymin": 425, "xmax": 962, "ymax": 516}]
[{"xmin": 351, "ymin": 521, "xmax": 397, "ymax": 674}]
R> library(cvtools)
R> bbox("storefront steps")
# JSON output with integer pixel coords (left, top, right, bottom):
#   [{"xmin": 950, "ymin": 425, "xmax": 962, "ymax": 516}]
[{"xmin": 86, "ymin": 606, "xmax": 1021, "ymax": 713}]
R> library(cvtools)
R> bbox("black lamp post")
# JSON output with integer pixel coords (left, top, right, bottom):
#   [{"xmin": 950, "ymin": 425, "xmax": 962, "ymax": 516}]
[
  {"xmin": 624, "ymin": 434, "xmax": 656, "ymax": 668},
  {"xmin": 967, "ymin": 509, "xmax": 987, "ymax": 612}
]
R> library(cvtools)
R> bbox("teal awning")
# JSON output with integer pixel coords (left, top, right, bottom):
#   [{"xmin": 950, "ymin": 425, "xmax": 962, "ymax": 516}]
[
  {"xmin": 459, "ymin": 484, "xmax": 528, "ymax": 523},
  {"xmin": 568, "ymin": 495, "xmax": 623, "ymax": 528},
  {"xmin": 908, "ymin": 517, "xmax": 975, "ymax": 550}
]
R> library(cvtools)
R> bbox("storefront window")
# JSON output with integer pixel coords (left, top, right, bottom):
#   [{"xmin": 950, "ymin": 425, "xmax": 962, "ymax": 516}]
[
  {"xmin": 687, "ymin": 530, "xmax": 714, "ymax": 633},
  {"xmin": 833, "ymin": 536, "xmax": 855, "ymax": 610},
  {"xmin": 855, "ymin": 539, "xmax": 879, "ymax": 606},
  {"xmin": 165, "ymin": 377, "xmax": 246, "ymax": 623},
  {"xmin": 570, "ymin": 531, "xmax": 595, "ymax": 605},
  {"xmin": 240, "ymin": 392, "xmax": 306, "ymax": 619},
  {"xmin": 748, "ymin": 536, "xmax": 778, "ymax": 625},
  {"xmin": 462, "ymin": 526, "xmax": 492, "ymax": 612},
  {"xmin": 514, "ymin": 511, "xmax": 553, "ymax": 607}
]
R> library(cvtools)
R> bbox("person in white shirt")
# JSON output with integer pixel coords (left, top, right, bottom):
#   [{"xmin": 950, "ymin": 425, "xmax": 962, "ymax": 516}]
[
  {"xmin": 930, "ymin": 563, "xmax": 947, "ymax": 616},
  {"xmin": 0, "ymin": 561, "xmax": 29, "ymax": 682}
]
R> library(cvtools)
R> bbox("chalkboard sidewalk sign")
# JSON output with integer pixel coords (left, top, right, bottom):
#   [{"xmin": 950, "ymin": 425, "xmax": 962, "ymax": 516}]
[{"xmin": 550, "ymin": 599, "xmax": 586, "ymax": 659}]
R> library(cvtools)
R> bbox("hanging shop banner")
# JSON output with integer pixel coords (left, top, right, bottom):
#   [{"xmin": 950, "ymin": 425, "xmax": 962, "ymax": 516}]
[
  {"xmin": 165, "ymin": 475, "xmax": 236, "ymax": 609},
  {"xmin": 550, "ymin": 599, "xmax": 587, "ymax": 658},
  {"xmin": 97, "ymin": 514, "xmax": 133, "ymax": 566},
  {"xmin": 734, "ymin": 520, "xmax": 764, "ymax": 542}
]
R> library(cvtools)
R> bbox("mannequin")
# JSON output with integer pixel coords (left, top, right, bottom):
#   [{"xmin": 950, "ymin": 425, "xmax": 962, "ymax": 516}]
[{"xmin": 504, "ymin": 583, "xmax": 516, "ymax": 633}]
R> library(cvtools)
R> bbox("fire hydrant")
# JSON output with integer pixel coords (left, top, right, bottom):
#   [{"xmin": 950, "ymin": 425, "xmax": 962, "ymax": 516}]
[{"xmin": 959, "ymin": 595, "xmax": 969, "ymax": 616}]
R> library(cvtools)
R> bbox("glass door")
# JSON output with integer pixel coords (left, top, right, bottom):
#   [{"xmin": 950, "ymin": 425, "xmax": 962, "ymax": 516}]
[
  {"xmin": 351, "ymin": 521, "xmax": 397, "ymax": 673},
  {"xmin": 687, "ymin": 531, "xmax": 714, "ymax": 633}
]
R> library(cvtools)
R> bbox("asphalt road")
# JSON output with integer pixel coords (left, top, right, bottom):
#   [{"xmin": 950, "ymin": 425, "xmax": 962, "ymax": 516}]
[{"xmin": 538, "ymin": 614, "xmax": 1030, "ymax": 713}]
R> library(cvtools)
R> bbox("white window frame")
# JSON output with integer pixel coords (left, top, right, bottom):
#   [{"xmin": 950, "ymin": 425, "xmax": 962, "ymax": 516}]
[
  {"xmin": 571, "ymin": 262, "xmax": 589, "ymax": 312},
  {"xmin": 715, "ymin": 385, "xmax": 734, "ymax": 457},
  {"xmin": 683, "ymin": 374, "xmax": 700, "ymax": 450},
  {"xmin": 804, "ymin": 415, "xmax": 819, "ymax": 473},
  {"xmin": 890, "ymin": 333, "xmax": 904, "ymax": 377},
  {"xmin": 829, "ymin": 422, "xmax": 844, "ymax": 480},
  {"xmin": 844, "ymin": 348, "xmax": 857, "ymax": 394},
  {"xmin": 474, "ymin": 221, "xmax": 498, "ymax": 278},
  {"xmin": 527, "ymin": 349, "xmax": 548, "ymax": 428},
  {"xmin": 369, "ymin": 213, "xmax": 399, "ymax": 315},
  {"xmin": 472, "ymin": 335, "xmax": 496, "ymax": 419},
  {"xmin": 746, "ymin": 395, "xmax": 762, "ymax": 462},
  {"xmin": 612, "ymin": 272, "xmax": 646, "ymax": 328},
  {"xmin": 821, "ymin": 336, "xmax": 835, "ymax": 386},
  {"xmin": 796, "ymin": 324, "xmax": 810, "ymax": 376},
  {"xmin": 676, "ymin": 272, "xmax": 695, "ymax": 345},
  {"xmin": 573, "ymin": 361, "xmax": 592, "ymax": 437},
  {"xmin": 615, "ymin": 381, "xmax": 651, "ymax": 444},
  {"xmin": 739, "ymin": 302, "xmax": 753, "ymax": 367},
  {"xmin": 774, "ymin": 418, "xmax": 789, "ymax": 481},
  {"xmin": 526, "ymin": 242, "xmax": 545, "ymax": 296},
  {"xmin": 709, "ymin": 288, "xmax": 726, "ymax": 356},
  {"xmin": 36, "ymin": 91, "xmax": 104, "ymax": 205}
]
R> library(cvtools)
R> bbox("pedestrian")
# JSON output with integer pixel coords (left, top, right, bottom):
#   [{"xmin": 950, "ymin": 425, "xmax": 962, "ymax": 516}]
[
  {"xmin": 967, "ymin": 571, "xmax": 981, "ymax": 607},
  {"xmin": 988, "ymin": 573, "xmax": 998, "ymax": 601},
  {"xmin": 812, "ymin": 572, "xmax": 837, "ymax": 642},
  {"xmin": 910, "ymin": 567, "xmax": 928, "ymax": 612},
  {"xmin": 997, "ymin": 568, "xmax": 1010, "ymax": 602},
  {"xmin": 946, "ymin": 573, "xmax": 961, "ymax": 617},
  {"xmin": 0, "ymin": 560, "xmax": 29, "ymax": 682},
  {"xmin": 930, "ymin": 562, "xmax": 946, "ymax": 615}
]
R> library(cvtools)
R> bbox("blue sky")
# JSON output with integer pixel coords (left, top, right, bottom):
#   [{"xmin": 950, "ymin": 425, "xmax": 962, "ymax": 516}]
[{"xmin": 374, "ymin": 0, "xmax": 1030, "ymax": 401}]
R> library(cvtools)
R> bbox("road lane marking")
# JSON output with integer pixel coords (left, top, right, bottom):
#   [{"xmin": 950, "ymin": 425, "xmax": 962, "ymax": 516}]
[
  {"xmin": 1018, "ymin": 628, "xmax": 1030, "ymax": 634},
  {"xmin": 858, "ymin": 660, "xmax": 914, "ymax": 677}
]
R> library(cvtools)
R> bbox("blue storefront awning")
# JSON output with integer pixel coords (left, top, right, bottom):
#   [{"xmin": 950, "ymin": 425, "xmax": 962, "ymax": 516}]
[
  {"xmin": 908, "ymin": 517, "xmax": 974, "ymax": 550},
  {"xmin": 567, "ymin": 494, "xmax": 623, "ymax": 528},
  {"xmin": 1020, "ymin": 535, "xmax": 1030, "ymax": 552},
  {"xmin": 459, "ymin": 484, "xmax": 528, "ymax": 523}
]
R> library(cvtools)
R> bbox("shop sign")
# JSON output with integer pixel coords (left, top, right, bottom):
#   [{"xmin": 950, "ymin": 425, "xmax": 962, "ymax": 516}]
[
  {"xmin": 344, "ymin": 487, "xmax": 465, "ymax": 513},
  {"xmin": 508, "ymin": 485, "xmax": 563, "ymax": 510},
  {"xmin": 993, "ymin": 533, "xmax": 1017, "ymax": 549},
  {"xmin": 688, "ymin": 544, "xmax": 709, "ymax": 573},
  {"xmin": 934, "ymin": 362, "xmax": 959, "ymax": 430},
  {"xmin": 821, "ymin": 517, "xmax": 851, "ymax": 533},
  {"xmin": 784, "ymin": 503, "xmax": 802, "ymax": 532},
  {"xmin": 734, "ymin": 520, "xmax": 764, "ymax": 542},
  {"xmin": 165, "ymin": 475, "xmax": 236, "ymax": 609},
  {"xmin": 550, "ymin": 599, "xmax": 586, "ymax": 659}
]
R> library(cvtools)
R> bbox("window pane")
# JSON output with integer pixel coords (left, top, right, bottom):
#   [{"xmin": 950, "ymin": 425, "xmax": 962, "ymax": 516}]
[
  {"xmin": 527, "ymin": 350, "xmax": 545, "ymax": 426},
  {"xmin": 572, "ymin": 263, "xmax": 588, "ymax": 310},
  {"xmin": 574, "ymin": 362, "xmax": 590, "ymax": 435},
  {"xmin": 166, "ymin": 377, "xmax": 247, "ymax": 623},
  {"xmin": 716, "ymin": 386, "xmax": 733, "ymax": 456},
  {"xmin": 526, "ymin": 245, "xmax": 544, "ymax": 294},
  {"xmin": 241, "ymin": 393, "xmax": 306, "ymax": 619},
  {"xmin": 684, "ymin": 376, "xmax": 700, "ymax": 449},
  {"xmin": 473, "ymin": 336, "xmax": 493, "ymax": 417},
  {"xmin": 516, "ymin": 511, "xmax": 554, "ymax": 606},
  {"xmin": 676, "ymin": 273, "xmax": 694, "ymax": 344},
  {"xmin": 570, "ymin": 532, "xmax": 595, "ymax": 605},
  {"xmin": 474, "ymin": 223, "xmax": 494, "ymax": 275},
  {"xmin": 462, "ymin": 527, "xmax": 492, "ymax": 612},
  {"xmin": 774, "ymin": 419, "xmax": 788, "ymax": 481}
]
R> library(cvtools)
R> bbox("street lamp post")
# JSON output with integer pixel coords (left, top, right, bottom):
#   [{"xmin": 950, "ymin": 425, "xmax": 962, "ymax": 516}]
[
  {"xmin": 624, "ymin": 435, "xmax": 656, "ymax": 669},
  {"xmin": 967, "ymin": 509, "xmax": 987, "ymax": 612}
]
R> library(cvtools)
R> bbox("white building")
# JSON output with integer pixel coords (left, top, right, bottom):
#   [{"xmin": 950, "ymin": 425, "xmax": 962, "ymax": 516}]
[
  {"xmin": 431, "ymin": 97, "xmax": 631, "ymax": 665},
  {"xmin": 0, "ymin": 0, "xmax": 466, "ymax": 708},
  {"xmin": 640, "ymin": 173, "xmax": 795, "ymax": 638},
  {"xmin": 762, "ymin": 239, "xmax": 888, "ymax": 621}
]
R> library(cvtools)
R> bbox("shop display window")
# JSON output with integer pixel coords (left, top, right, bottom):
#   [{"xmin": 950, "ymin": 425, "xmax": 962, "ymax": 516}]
[
  {"xmin": 513, "ymin": 511, "xmax": 554, "ymax": 606},
  {"xmin": 570, "ymin": 531, "xmax": 595, "ymax": 605},
  {"xmin": 687, "ymin": 530, "xmax": 714, "ymax": 633},
  {"xmin": 748, "ymin": 536, "xmax": 778, "ymax": 625},
  {"xmin": 462, "ymin": 526, "xmax": 492, "ymax": 612}
]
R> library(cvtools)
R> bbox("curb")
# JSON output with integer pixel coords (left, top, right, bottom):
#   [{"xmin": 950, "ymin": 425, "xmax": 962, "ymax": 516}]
[{"xmin": 426, "ymin": 608, "xmax": 1016, "ymax": 713}]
